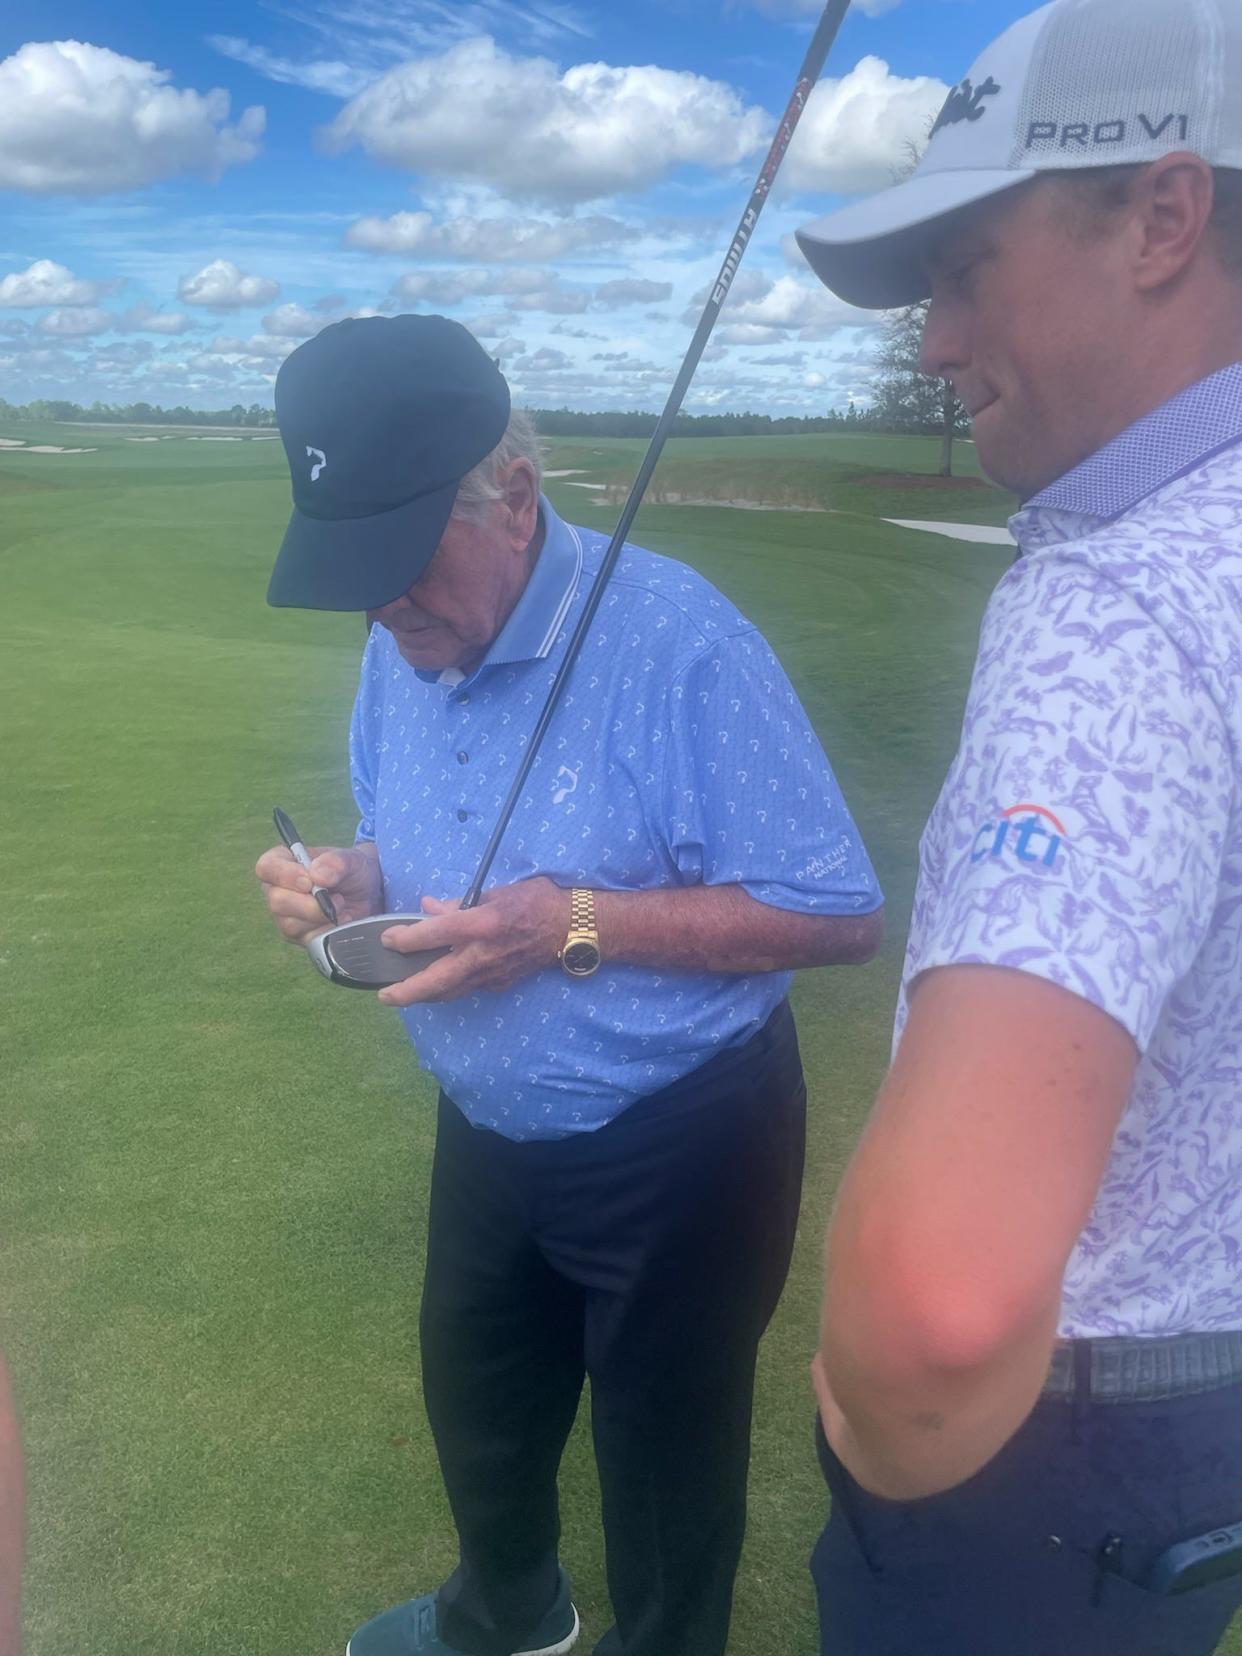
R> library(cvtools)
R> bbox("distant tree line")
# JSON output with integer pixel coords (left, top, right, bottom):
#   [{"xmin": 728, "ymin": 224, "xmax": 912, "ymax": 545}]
[
  {"xmin": 526, "ymin": 406, "xmax": 890, "ymax": 437},
  {"xmin": 0, "ymin": 393, "xmax": 961, "ymax": 451},
  {"xmin": 0, "ymin": 398, "xmax": 277, "ymax": 427}
]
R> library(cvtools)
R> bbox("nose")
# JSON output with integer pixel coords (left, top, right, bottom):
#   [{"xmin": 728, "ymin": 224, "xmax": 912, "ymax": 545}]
[
  {"xmin": 918, "ymin": 295, "xmax": 966, "ymax": 381},
  {"xmin": 367, "ymin": 592, "xmax": 413, "ymax": 627}
]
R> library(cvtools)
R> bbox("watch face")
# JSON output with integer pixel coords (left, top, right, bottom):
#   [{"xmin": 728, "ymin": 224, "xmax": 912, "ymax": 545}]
[{"xmin": 563, "ymin": 940, "xmax": 601, "ymax": 976}]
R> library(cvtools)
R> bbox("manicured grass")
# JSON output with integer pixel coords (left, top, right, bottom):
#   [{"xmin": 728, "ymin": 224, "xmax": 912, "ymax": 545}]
[
  {"xmin": 1, "ymin": 425, "xmax": 1235, "ymax": 1656},
  {"xmin": 544, "ymin": 430, "xmax": 1017, "ymax": 524}
]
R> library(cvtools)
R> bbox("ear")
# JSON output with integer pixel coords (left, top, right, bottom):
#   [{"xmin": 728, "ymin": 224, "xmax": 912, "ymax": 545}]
[
  {"xmin": 499, "ymin": 457, "xmax": 541, "ymax": 550},
  {"xmin": 1132, "ymin": 153, "xmax": 1217, "ymax": 293}
]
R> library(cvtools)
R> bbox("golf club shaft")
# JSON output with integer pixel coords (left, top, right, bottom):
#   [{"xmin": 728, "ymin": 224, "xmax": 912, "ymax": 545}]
[{"xmin": 461, "ymin": 0, "xmax": 852, "ymax": 910}]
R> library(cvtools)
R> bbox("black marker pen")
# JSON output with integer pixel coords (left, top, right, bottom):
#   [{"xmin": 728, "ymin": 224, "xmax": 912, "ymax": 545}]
[{"xmin": 273, "ymin": 807, "xmax": 339, "ymax": 925}]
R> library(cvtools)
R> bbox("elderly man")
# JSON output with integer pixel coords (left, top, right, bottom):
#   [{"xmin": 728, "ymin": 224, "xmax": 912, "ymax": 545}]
[
  {"xmin": 255, "ymin": 315, "xmax": 883, "ymax": 1656},
  {"xmin": 796, "ymin": 0, "xmax": 1242, "ymax": 1652}
]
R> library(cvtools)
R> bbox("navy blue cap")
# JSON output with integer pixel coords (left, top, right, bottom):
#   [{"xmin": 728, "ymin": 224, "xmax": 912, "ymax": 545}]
[{"xmin": 267, "ymin": 314, "xmax": 511, "ymax": 611}]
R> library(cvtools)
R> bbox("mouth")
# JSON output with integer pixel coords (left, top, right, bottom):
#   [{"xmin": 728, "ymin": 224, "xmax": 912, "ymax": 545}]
[{"xmin": 967, "ymin": 395, "xmax": 999, "ymax": 420}]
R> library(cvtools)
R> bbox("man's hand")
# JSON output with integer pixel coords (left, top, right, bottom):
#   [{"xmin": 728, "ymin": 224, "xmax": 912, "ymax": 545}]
[
  {"xmin": 377, "ymin": 877, "xmax": 571, "ymax": 1006},
  {"xmin": 255, "ymin": 840, "xmax": 383, "ymax": 945}
]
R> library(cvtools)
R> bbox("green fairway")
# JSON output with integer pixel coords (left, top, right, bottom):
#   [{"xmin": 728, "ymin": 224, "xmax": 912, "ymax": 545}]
[
  {"xmin": 544, "ymin": 429, "xmax": 1016, "ymax": 524},
  {"xmin": 2, "ymin": 423, "xmax": 1235, "ymax": 1656}
]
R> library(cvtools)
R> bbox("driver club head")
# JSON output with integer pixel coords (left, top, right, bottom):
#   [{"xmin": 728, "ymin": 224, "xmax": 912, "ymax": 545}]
[{"xmin": 307, "ymin": 913, "xmax": 450, "ymax": 990}]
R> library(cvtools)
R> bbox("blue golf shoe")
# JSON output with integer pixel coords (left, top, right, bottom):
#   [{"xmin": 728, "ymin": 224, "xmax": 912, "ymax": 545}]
[{"xmin": 346, "ymin": 1572, "xmax": 580, "ymax": 1656}]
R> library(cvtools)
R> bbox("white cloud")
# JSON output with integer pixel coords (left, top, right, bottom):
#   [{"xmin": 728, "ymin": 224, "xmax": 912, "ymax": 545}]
[
  {"xmin": 0, "ymin": 40, "xmax": 264, "ymax": 195},
  {"xmin": 94, "ymin": 339, "xmax": 154, "ymax": 365},
  {"xmin": 262, "ymin": 302, "xmax": 331, "ymax": 339},
  {"xmin": 513, "ymin": 346, "xmax": 572, "ymax": 371},
  {"xmin": 784, "ymin": 56, "xmax": 947, "ymax": 196},
  {"xmin": 718, "ymin": 322, "xmax": 784, "ymax": 346},
  {"xmin": 748, "ymin": 0, "xmax": 901, "ymax": 14},
  {"xmin": 463, "ymin": 311, "xmax": 522, "ymax": 340},
  {"xmin": 178, "ymin": 259, "xmax": 281, "ymax": 309},
  {"xmin": 721, "ymin": 275, "xmax": 876, "ymax": 340},
  {"xmin": 0, "ymin": 259, "xmax": 102, "ymax": 308},
  {"xmin": 690, "ymin": 269, "xmax": 772, "ymax": 311},
  {"xmin": 262, "ymin": 300, "xmax": 384, "ymax": 337},
  {"xmin": 210, "ymin": 333, "xmax": 298, "ymax": 361},
  {"xmin": 36, "ymin": 306, "xmax": 113, "ymax": 337},
  {"xmin": 117, "ymin": 303, "xmax": 194, "ymax": 336},
  {"xmin": 344, "ymin": 210, "xmax": 640, "ymax": 261},
  {"xmin": 210, "ymin": 0, "xmax": 593, "ymax": 99},
  {"xmin": 207, "ymin": 37, "xmax": 369, "ymax": 99},
  {"xmin": 322, "ymin": 36, "xmax": 769, "ymax": 203},
  {"xmin": 595, "ymin": 278, "xmax": 673, "ymax": 306},
  {"xmin": 393, "ymin": 267, "xmax": 591, "ymax": 314},
  {"xmin": 550, "ymin": 322, "xmax": 607, "ymax": 340}
]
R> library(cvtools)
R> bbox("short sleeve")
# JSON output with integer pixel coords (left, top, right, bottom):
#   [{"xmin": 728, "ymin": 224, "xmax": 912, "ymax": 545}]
[
  {"xmin": 348, "ymin": 630, "xmax": 381, "ymax": 845},
  {"xmin": 911, "ymin": 558, "xmax": 1231, "ymax": 1049},
  {"xmin": 659, "ymin": 631, "xmax": 882, "ymax": 914}
]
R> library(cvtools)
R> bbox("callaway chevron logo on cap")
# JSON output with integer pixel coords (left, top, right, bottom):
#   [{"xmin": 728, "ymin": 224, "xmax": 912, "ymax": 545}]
[{"xmin": 795, "ymin": 0, "xmax": 1242, "ymax": 309}]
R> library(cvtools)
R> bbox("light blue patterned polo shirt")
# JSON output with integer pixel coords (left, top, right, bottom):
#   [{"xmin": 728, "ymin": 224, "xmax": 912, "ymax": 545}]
[
  {"xmin": 350, "ymin": 497, "xmax": 882, "ymax": 1141},
  {"xmin": 901, "ymin": 364, "xmax": 1242, "ymax": 1339}
]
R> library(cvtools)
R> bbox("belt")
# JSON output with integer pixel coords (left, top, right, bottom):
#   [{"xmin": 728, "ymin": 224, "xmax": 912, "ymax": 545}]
[{"xmin": 1042, "ymin": 1331, "xmax": 1242, "ymax": 1404}]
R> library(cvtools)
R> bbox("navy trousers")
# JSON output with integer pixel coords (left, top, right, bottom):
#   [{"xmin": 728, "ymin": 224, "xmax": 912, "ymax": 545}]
[
  {"xmin": 420, "ymin": 1000, "xmax": 807, "ymax": 1656},
  {"xmin": 813, "ymin": 1374, "xmax": 1242, "ymax": 1655}
]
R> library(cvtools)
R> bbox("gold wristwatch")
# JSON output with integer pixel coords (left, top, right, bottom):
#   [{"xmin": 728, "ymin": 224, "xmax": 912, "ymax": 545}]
[{"xmin": 559, "ymin": 888, "xmax": 602, "ymax": 978}]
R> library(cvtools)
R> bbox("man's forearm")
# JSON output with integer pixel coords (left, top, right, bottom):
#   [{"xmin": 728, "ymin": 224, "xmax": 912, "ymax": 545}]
[
  {"xmin": 594, "ymin": 884, "xmax": 882, "ymax": 974},
  {"xmin": 0, "ymin": 1356, "xmax": 23, "ymax": 1656},
  {"xmin": 821, "ymin": 1299, "xmax": 1060, "ymax": 1501}
]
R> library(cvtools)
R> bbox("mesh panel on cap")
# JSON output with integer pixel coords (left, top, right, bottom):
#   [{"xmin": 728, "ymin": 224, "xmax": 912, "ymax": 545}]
[{"xmin": 1009, "ymin": 0, "xmax": 1223, "ymax": 170}]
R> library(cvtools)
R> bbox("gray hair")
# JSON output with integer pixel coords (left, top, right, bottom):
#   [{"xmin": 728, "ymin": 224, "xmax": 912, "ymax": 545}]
[{"xmin": 451, "ymin": 407, "xmax": 544, "ymax": 522}]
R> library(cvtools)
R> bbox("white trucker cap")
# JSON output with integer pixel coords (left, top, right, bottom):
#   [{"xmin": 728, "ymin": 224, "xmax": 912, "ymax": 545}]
[{"xmin": 796, "ymin": 0, "xmax": 1242, "ymax": 309}]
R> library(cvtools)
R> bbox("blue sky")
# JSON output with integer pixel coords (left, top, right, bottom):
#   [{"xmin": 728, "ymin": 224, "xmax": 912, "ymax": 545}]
[{"xmin": 0, "ymin": 0, "xmax": 1030, "ymax": 414}]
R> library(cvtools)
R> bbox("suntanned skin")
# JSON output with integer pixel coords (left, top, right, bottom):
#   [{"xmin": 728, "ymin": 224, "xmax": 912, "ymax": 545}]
[
  {"xmin": 256, "ymin": 464, "xmax": 884, "ymax": 998},
  {"xmin": 814, "ymin": 155, "xmax": 1242, "ymax": 1501}
]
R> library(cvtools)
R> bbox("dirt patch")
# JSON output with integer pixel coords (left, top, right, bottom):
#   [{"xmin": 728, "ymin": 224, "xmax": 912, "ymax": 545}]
[{"xmin": 854, "ymin": 473, "xmax": 990, "ymax": 493}]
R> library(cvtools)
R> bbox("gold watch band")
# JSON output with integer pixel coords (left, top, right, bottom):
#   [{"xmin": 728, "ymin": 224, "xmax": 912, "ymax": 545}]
[{"xmin": 570, "ymin": 888, "xmax": 597, "ymax": 935}]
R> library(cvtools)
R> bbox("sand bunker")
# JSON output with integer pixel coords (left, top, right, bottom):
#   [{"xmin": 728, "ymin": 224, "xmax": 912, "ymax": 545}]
[
  {"xmin": 0, "ymin": 441, "xmax": 97, "ymax": 454},
  {"xmin": 126, "ymin": 436, "xmax": 160, "ymax": 442},
  {"xmin": 883, "ymin": 519, "xmax": 1015, "ymax": 546}
]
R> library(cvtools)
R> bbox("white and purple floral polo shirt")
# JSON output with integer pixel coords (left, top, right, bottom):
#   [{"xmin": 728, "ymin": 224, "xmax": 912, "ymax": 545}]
[{"xmin": 899, "ymin": 364, "xmax": 1242, "ymax": 1339}]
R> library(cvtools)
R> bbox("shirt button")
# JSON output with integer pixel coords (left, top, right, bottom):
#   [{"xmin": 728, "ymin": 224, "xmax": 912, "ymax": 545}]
[
  {"xmin": 457, "ymin": 750, "xmax": 469, "ymax": 764},
  {"xmin": 457, "ymin": 809, "xmax": 469, "ymax": 822},
  {"xmin": 457, "ymin": 694, "xmax": 470, "ymax": 706}
]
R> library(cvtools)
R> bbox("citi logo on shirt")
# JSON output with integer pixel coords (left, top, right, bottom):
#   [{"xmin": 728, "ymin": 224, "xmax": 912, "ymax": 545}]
[{"xmin": 972, "ymin": 804, "xmax": 1067, "ymax": 871}]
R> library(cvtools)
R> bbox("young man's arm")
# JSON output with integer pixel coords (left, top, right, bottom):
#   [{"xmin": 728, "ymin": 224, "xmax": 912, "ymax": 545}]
[{"xmin": 817, "ymin": 965, "xmax": 1137, "ymax": 1501}]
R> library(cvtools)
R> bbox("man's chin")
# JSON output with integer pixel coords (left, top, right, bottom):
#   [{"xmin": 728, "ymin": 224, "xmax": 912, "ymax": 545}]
[
  {"xmin": 967, "ymin": 407, "xmax": 1022, "ymax": 494},
  {"xmin": 394, "ymin": 637, "xmax": 474, "ymax": 674},
  {"xmin": 394, "ymin": 635, "xmax": 448, "ymax": 669}
]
